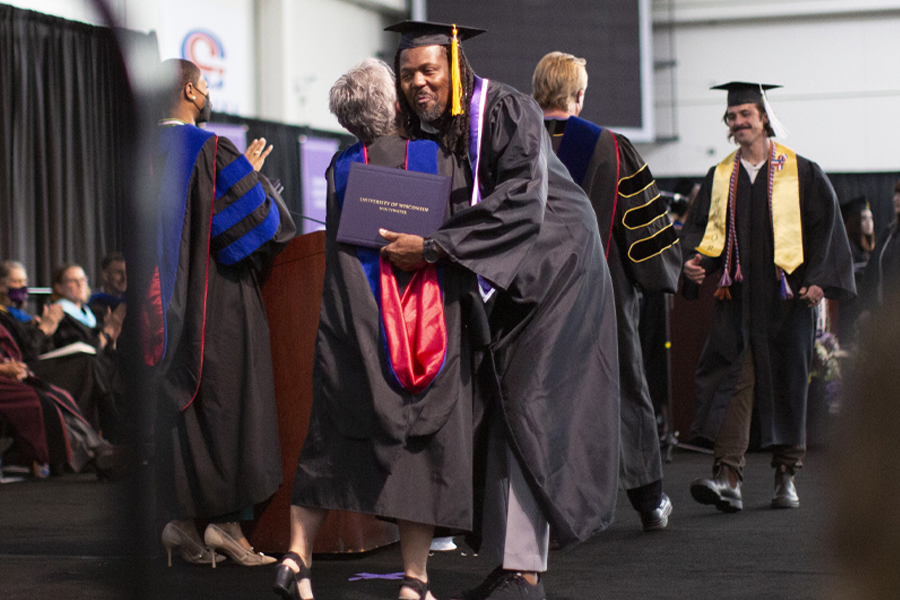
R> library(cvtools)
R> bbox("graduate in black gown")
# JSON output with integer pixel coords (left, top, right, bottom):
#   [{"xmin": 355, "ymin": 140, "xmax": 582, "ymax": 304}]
[
  {"xmin": 859, "ymin": 179, "xmax": 900, "ymax": 318},
  {"xmin": 836, "ymin": 197, "xmax": 874, "ymax": 346},
  {"xmin": 377, "ymin": 22, "xmax": 620, "ymax": 600},
  {"xmin": 129, "ymin": 59, "xmax": 294, "ymax": 567},
  {"xmin": 681, "ymin": 82, "xmax": 855, "ymax": 513},
  {"xmin": 533, "ymin": 51, "xmax": 681, "ymax": 533}
]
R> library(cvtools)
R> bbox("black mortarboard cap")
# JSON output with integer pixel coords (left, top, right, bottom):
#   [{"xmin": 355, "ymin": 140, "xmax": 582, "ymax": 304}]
[
  {"xmin": 711, "ymin": 81, "xmax": 782, "ymax": 107},
  {"xmin": 385, "ymin": 21, "xmax": 486, "ymax": 50}
]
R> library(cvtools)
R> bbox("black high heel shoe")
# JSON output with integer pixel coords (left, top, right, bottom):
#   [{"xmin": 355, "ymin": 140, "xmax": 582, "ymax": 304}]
[
  {"xmin": 400, "ymin": 575, "xmax": 430, "ymax": 600},
  {"xmin": 273, "ymin": 551, "xmax": 313, "ymax": 600}
]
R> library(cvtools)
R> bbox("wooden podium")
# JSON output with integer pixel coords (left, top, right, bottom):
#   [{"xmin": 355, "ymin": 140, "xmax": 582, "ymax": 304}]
[
  {"xmin": 247, "ymin": 231, "xmax": 399, "ymax": 554},
  {"xmin": 668, "ymin": 278, "xmax": 717, "ymax": 441}
]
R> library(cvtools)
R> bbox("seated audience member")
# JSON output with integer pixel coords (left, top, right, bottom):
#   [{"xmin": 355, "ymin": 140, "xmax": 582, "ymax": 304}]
[
  {"xmin": 2, "ymin": 262, "xmax": 123, "ymax": 442},
  {"xmin": 50, "ymin": 263, "xmax": 123, "ymax": 351},
  {"xmin": 0, "ymin": 260, "xmax": 64, "ymax": 356},
  {"xmin": 1, "ymin": 322, "xmax": 123, "ymax": 479},
  {"xmin": 1, "ymin": 336, "xmax": 69, "ymax": 477},
  {"xmin": 88, "ymin": 252, "xmax": 127, "ymax": 324}
]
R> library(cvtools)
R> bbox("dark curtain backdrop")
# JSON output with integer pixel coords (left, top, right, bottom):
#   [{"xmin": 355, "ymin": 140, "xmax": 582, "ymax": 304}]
[{"xmin": 0, "ymin": 4, "xmax": 155, "ymax": 286}]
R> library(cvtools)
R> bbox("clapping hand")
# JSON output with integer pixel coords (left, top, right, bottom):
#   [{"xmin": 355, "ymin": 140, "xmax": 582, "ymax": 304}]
[{"xmin": 245, "ymin": 138, "xmax": 274, "ymax": 171}]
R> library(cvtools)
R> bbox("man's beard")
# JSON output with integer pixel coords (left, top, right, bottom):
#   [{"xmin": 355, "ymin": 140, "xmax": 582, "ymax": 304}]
[{"xmin": 414, "ymin": 102, "xmax": 447, "ymax": 126}]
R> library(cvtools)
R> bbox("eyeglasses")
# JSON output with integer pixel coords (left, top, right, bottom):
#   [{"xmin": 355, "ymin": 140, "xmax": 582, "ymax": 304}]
[{"xmin": 63, "ymin": 276, "xmax": 88, "ymax": 284}]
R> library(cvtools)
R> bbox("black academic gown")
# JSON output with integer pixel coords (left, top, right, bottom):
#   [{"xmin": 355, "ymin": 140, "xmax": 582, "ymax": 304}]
[
  {"xmin": 141, "ymin": 125, "xmax": 295, "ymax": 519},
  {"xmin": 430, "ymin": 82, "xmax": 620, "ymax": 549},
  {"xmin": 860, "ymin": 222, "xmax": 900, "ymax": 313},
  {"xmin": 546, "ymin": 118, "xmax": 680, "ymax": 490},
  {"xmin": 837, "ymin": 240, "xmax": 869, "ymax": 345},
  {"xmin": 292, "ymin": 136, "xmax": 477, "ymax": 530},
  {"xmin": 4, "ymin": 308, "xmax": 123, "ymax": 441},
  {"xmin": 0, "ymin": 309, "xmax": 50, "ymax": 361},
  {"xmin": 681, "ymin": 153, "xmax": 855, "ymax": 448},
  {"xmin": 51, "ymin": 310, "xmax": 104, "ymax": 350},
  {"xmin": 0, "ymin": 321, "xmax": 70, "ymax": 469}
]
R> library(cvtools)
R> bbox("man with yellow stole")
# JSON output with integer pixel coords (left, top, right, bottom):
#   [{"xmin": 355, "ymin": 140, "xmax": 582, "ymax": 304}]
[{"xmin": 680, "ymin": 82, "xmax": 854, "ymax": 512}]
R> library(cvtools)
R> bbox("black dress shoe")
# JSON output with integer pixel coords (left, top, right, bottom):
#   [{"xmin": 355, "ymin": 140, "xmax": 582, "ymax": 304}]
[
  {"xmin": 690, "ymin": 470, "xmax": 742, "ymax": 512},
  {"xmin": 454, "ymin": 568, "xmax": 546, "ymax": 600},
  {"xmin": 640, "ymin": 493, "xmax": 673, "ymax": 531},
  {"xmin": 771, "ymin": 470, "xmax": 800, "ymax": 508}
]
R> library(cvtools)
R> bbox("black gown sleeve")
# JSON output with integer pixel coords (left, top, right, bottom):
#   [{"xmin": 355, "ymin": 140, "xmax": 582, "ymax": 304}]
[
  {"xmin": 678, "ymin": 168, "xmax": 721, "ymax": 298},
  {"xmin": 429, "ymin": 91, "xmax": 547, "ymax": 291},
  {"xmin": 612, "ymin": 134, "xmax": 681, "ymax": 294},
  {"xmin": 799, "ymin": 159, "xmax": 856, "ymax": 300}
]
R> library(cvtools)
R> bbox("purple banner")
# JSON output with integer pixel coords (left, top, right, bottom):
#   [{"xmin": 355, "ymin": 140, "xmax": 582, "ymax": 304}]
[
  {"xmin": 300, "ymin": 136, "xmax": 339, "ymax": 234},
  {"xmin": 202, "ymin": 122, "xmax": 248, "ymax": 154}
]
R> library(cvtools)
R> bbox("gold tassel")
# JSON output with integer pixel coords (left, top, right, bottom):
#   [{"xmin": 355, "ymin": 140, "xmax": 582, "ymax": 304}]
[{"xmin": 450, "ymin": 24, "xmax": 463, "ymax": 116}]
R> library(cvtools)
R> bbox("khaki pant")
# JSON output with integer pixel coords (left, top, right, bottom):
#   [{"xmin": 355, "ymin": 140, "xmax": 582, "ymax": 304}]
[
  {"xmin": 481, "ymin": 418, "xmax": 549, "ymax": 572},
  {"xmin": 713, "ymin": 351, "xmax": 805, "ymax": 480}
]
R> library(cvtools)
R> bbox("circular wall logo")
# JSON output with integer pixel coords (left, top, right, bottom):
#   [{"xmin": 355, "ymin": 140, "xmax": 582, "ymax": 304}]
[{"xmin": 181, "ymin": 29, "xmax": 226, "ymax": 89}]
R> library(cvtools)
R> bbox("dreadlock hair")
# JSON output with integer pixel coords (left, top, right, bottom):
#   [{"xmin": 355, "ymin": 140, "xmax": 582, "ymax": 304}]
[{"xmin": 395, "ymin": 45, "xmax": 476, "ymax": 161}]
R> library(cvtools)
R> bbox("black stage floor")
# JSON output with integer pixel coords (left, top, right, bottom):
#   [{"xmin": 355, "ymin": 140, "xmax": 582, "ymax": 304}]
[{"xmin": 0, "ymin": 448, "xmax": 839, "ymax": 600}]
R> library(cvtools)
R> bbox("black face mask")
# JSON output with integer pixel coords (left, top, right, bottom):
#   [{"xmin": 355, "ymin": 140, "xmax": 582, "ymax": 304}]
[{"xmin": 192, "ymin": 87, "xmax": 212, "ymax": 124}]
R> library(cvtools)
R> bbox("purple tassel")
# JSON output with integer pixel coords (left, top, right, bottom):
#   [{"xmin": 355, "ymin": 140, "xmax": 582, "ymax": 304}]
[
  {"xmin": 733, "ymin": 262, "xmax": 744, "ymax": 284},
  {"xmin": 718, "ymin": 270, "xmax": 733, "ymax": 289},
  {"xmin": 779, "ymin": 271, "xmax": 793, "ymax": 300}
]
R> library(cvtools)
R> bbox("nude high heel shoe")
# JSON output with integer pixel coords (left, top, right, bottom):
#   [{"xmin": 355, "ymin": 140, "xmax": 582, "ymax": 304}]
[
  {"xmin": 203, "ymin": 522, "xmax": 277, "ymax": 567},
  {"xmin": 160, "ymin": 520, "xmax": 225, "ymax": 567}
]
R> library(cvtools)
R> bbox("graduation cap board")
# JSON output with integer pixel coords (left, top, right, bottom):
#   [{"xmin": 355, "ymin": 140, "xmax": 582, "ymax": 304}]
[
  {"xmin": 711, "ymin": 81, "xmax": 781, "ymax": 107},
  {"xmin": 385, "ymin": 21, "xmax": 486, "ymax": 49},
  {"xmin": 386, "ymin": 20, "xmax": 486, "ymax": 116},
  {"xmin": 711, "ymin": 81, "xmax": 788, "ymax": 139}
]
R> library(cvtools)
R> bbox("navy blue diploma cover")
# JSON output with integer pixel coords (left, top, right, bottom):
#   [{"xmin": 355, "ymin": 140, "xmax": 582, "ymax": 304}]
[{"xmin": 336, "ymin": 162, "xmax": 451, "ymax": 248}]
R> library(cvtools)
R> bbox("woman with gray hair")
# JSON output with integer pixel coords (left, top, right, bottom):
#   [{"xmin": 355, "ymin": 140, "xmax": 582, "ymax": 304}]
[
  {"xmin": 273, "ymin": 60, "xmax": 476, "ymax": 600},
  {"xmin": 328, "ymin": 57, "xmax": 399, "ymax": 144}
]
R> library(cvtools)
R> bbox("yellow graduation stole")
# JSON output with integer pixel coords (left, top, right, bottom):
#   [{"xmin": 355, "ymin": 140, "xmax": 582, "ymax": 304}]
[{"xmin": 697, "ymin": 142, "xmax": 803, "ymax": 275}]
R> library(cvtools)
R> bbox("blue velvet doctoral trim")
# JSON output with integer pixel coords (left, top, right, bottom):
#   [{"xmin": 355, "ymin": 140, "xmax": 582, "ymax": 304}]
[
  {"xmin": 6, "ymin": 306, "xmax": 33, "ymax": 322},
  {"xmin": 556, "ymin": 115, "xmax": 603, "ymax": 187},
  {"xmin": 156, "ymin": 125, "xmax": 215, "ymax": 351},
  {"xmin": 88, "ymin": 292, "xmax": 125, "ymax": 309},
  {"xmin": 212, "ymin": 181, "xmax": 266, "ymax": 236},
  {"xmin": 214, "ymin": 157, "xmax": 253, "ymax": 200},
  {"xmin": 216, "ymin": 201, "xmax": 281, "ymax": 265},
  {"xmin": 333, "ymin": 139, "xmax": 447, "ymax": 394}
]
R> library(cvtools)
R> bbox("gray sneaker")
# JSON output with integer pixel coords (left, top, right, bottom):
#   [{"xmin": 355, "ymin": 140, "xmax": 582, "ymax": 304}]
[
  {"xmin": 690, "ymin": 468, "xmax": 743, "ymax": 512},
  {"xmin": 771, "ymin": 469, "xmax": 800, "ymax": 508},
  {"xmin": 640, "ymin": 493, "xmax": 673, "ymax": 531}
]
